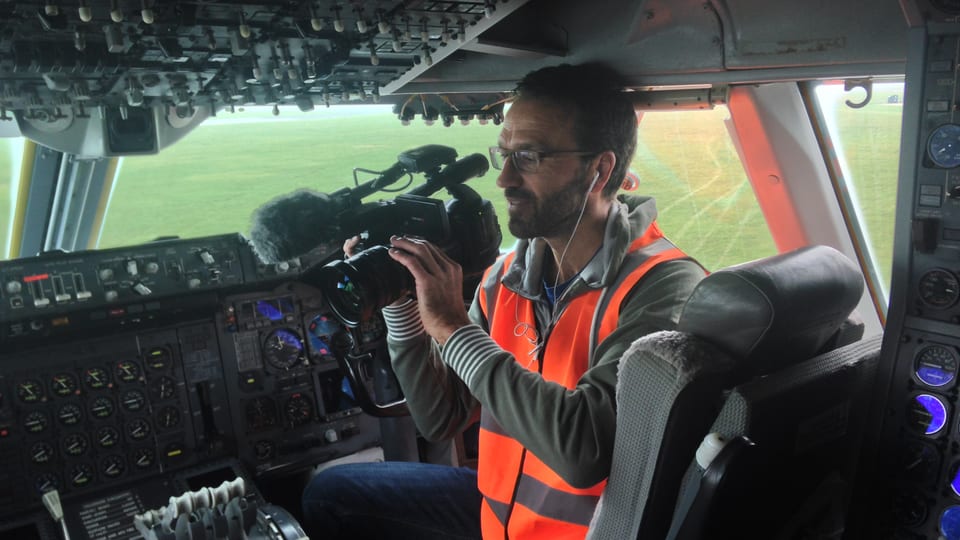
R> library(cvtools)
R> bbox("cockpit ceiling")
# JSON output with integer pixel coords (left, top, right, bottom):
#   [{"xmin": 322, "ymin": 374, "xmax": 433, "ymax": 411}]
[{"xmin": 0, "ymin": 0, "xmax": 917, "ymax": 155}]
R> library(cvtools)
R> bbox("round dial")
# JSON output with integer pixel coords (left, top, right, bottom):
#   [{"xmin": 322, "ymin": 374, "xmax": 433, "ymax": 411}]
[
  {"xmin": 899, "ymin": 440, "xmax": 941, "ymax": 487},
  {"xmin": 943, "ymin": 506, "xmax": 960, "ymax": 539},
  {"xmin": 285, "ymin": 394, "xmax": 314, "ymax": 427},
  {"xmin": 17, "ymin": 379, "xmax": 44, "ymax": 403},
  {"xmin": 89, "ymin": 396, "xmax": 115, "ymax": 419},
  {"xmin": 126, "ymin": 418, "xmax": 151, "ymax": 441},
  {"xmin": 83, "ymin": 367, "xmax": 110, "ymax": 390},
  {"xmin": 895, "ymin": 492, "xmax": 928, "ymax": 528},
  {"xmin": 95, "ymin": 426, "xmax": 120, "ymax": 448},
  {"xmin": 245, "ymin": 397, "xmax": 278, "ymax": 431},
  {"xmin": 928, "ymin": 123, "xmax": 960, "ymax": 168},
  {"xmin": 24, "ymin": 411, "xmax": 49, "ymax": 433},
  {"xmin": 57, "ymin": 403, "xmax": 83, "ymax": 426},
  {"xmin": 62, "ymin": 433, "xmax": 89, "ymax": 457},
  {"xmin": 149, "ymin": 376, "xmax": 177, "ymax": 401},
  {"xmin": 100, "ymin": 455, "xmax": 126, "ymax": 479},
  {"xmin": 915, "ymin": 344, "xmax": 959, "ymax": 387},
  {"xmin": 120, "ymin": 389, "xmax": 147, "ymax": 412},
  {"xmin": 50, "ymin": 373, "xmax": 78, "ymax": 397},
  {"xmin": 68, "ymin": 463, "xmax": 94, "ymax": 488},
  {"xmin": 144, "ymin": 347, "xmax": 172, "ymax": 371},
  {"xmin": 30, "ymin": 441, "xmax": 55, "ymax": 464},
  {"xmin": 908, "ymin": 393, "xmax": 949, "ymax": 436},
  {"xmin": 155, "ymin": 406, "xmax": 180, "ymax": 430},
  {"xmin": 919, "ymin": 269, "xmax": 960, "ymax": 309},
  {"xmin": 115, "ymin": 361, "xmax": 142, "ymax": 383},
  {"xmin": 34, "ymin": 473, "xmax": 59, "ymax": 495},
  {"xmin": 253, "ymin": 440, "xmax": 275, "ymax": 461},
  {"xmin": 131, "ymin": 448, "xmax": 155, "ymax": 469},
  {"xmin": 263, "ymin": 329, "xmax": 305, "ymax": 370}
]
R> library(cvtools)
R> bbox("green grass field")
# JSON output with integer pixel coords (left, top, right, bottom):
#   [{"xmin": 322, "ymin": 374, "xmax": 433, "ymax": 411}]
[
  {"xmin": 0, "ymin": 139, "xmax": 13, "ymax": 259},
  {"xmin": 0, "ymin": 92, "xmax": 902, "ymax": 284},
  {"xmin": 99, "ymin": 106, "xmax": 779, "ymax": 271}
]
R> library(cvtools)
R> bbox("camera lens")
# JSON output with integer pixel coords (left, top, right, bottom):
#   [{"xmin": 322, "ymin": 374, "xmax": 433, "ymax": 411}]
[{"xmin": 318, "ymin": 245, "xmax": 413, "ymax": 327}]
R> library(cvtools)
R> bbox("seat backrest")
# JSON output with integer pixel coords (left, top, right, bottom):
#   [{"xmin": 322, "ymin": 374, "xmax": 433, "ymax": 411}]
[
  {"xmin": 586, "ymin": 245, "xmax": 865, "ymax": 540},
  {"xmin": 666, "ymin": 334, "xmax": 881, "ymax": 540}
]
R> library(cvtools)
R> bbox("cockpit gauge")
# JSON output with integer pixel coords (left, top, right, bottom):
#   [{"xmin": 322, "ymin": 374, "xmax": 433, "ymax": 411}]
[
  {"xmin": 245, "ymin": 397, "xmax": 278, "ymax": 431},
  {"xmin": 928, "ymin": 123, "xmax": 960, "ymax": 169},
  {"xmin": 68, "ymin": 463, "xmax": 94, "ymax": 488},
  {"xmin": 16, "ymin": 379, "xmax": 44, "ymax": 403},
  {"xmin": 100, "ymin": 455, "xmax": 126, "ymax": 479},
  {"xmin": 285, "ymin": 394, "xmax": 314, "ymax": 427},
  {"xmin": 253, "ymin": 440, "xmax": 275, "ymax": 461},
  {"xmin": 24, "ymin": 411, "xmax": 49, "ymax": 433},
  {"xmin": 131, "ymin": 448, "xmax": 155, "ymax": 469},
  {"xmin": 155, "ymin": 406, "xmax": 181, "ymax": 430},
  {"xmin": 121, "ymin": 389, "xmax": 147, "ymax": 412},
  {"xmin": 263, "ymin": 329, "xmax": 305, "ymax": 371},
  {"xmin": 50, "ymin": 373, "xmax": 78, "ymax": 397},
  {"xmin": 34, "ymin": 473, "xmax": 59, "ymax": 495},
  {"xmin": 115, "ymin": 360, "xmax": 141, "ymax": 383},
  {"xmin": 96, "ymin": 426, "xmax": 120, "ymax": 448},
  {"xmin": 948, "ymin": 461, "xmax": 960, "ymax": 498},
  {"xmin": 62, "ymin": 433, "xmax": 89, "ymax": 457},
  {"xmin": 915, "ymin": 343, "xmax": 959, "ymax": 387},
  {"xmin": 308, "ymin": 313, "xmax": 354, "ymax": 360},
  {"xmin": 919, "ymin": 268, "xmax": 960, "ymax": 309},
  {"xmin": 89, "ymin": 396, "xmax": 115, "ymax": 419},
  {"xmin": 30, "ymin": 442, "xmax": 54, "ymax": 465},
  {"xmin": 908, "ymin": 393, "xmax": 949, "ymax": 436},
  {"xmin": 144, "ymin": 347, "xmax": 172, "ymax": 371},
  {"xmin": 83, "ymin": 367, "xmax": 110, "ymax": 390},
  {"xmin": 149, "ymin": 376, "xmax": 176, "ymax": 401},
  {"xmin": 57, "ymin": 403, "xmax": 83, "ymax": 426},
  {"xmin": 894, "ymin": 492, "xmax": 928, "ymax": 528},
  {"xmin": 943, "ymin": 506, "xmax": 960, "ymax": 540},
  {"xmin": 899, "ymin": 440, "xmax": 941, "ymax": 487},
  {"xmin": 126, "ymin": 418, "xmax": 151, "ymax": 441}
]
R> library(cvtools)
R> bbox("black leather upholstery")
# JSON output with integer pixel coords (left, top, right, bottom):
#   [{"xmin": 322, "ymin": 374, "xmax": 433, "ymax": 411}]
[{"xmin": 677, "ymin": 244, "xmax": 864, "ymax": 375}]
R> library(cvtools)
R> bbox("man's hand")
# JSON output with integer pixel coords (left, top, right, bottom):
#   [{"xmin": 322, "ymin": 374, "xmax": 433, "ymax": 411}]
[
  {"xmin": 387, "ymin": 235, "xmax": 472, "ymax": 346},
  {"xmin": 343, "ymin": 235, "xmax": 362, "ymax": 257}
]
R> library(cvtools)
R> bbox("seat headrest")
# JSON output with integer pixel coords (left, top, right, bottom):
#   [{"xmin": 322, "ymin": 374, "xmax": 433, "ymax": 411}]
[{"xmin": 677, "ymin": 245, "xmax": 864, "ymax": 375}]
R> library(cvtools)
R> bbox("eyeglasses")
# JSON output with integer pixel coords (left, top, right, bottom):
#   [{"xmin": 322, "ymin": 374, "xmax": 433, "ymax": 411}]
[{"xmin": 488, "ymin": 146, "xmax": 597, "ymax": 173}]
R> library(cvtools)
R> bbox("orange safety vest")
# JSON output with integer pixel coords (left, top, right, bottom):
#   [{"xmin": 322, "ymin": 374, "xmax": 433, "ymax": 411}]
[{"xmin": 475, "ymin": 221, "xmax": 688, "ymax": 539}]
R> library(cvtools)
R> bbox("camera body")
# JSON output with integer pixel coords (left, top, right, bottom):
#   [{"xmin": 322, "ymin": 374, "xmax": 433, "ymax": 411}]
[{"xmin": 317, "ymin": 185, "xmax": 501, "ymax": 327}]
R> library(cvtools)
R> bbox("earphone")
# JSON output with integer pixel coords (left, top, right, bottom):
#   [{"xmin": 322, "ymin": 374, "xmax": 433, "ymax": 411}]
[{"xmin": 588, "ymin": 171, "xmax": 600, "ymax": 192}]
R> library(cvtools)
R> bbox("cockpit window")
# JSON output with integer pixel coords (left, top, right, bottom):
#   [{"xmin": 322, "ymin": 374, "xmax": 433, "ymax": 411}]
[
  {"xmin": 98, "ymin": 106, "xmax": 503, "ymax": 249},
  {"xmin": 811, "ymin": 80, "xmax": 903, "ymax": 300},
  {"xmin": 0, "ymin": 138, "xmax": 22, "ymax": 261},
  {"xmin": 634, "ymin": 106, "xmax": 777, "ymax": 271}
]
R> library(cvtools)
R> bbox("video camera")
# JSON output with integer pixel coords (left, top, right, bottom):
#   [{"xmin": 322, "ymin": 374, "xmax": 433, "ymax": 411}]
[{"xmin": 310, "ymin": 145, "xmax": 503, "ymax": 327}]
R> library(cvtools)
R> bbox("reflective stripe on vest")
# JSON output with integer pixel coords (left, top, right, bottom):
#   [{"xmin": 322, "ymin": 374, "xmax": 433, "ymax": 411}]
[{"xmin": 475, "ymin": 220, "xmax": 687, "ymax": 539}]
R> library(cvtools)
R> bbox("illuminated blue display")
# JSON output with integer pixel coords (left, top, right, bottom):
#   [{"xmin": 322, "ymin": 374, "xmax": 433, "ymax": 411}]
[
  {"xmin": 941, "ymin": 506, "xmax": 960, "ymax": 540},
  {"xmin": 915, "ymin": 394, "xmax": 948, "ymax": 435},
  {"xmin": 918, "ymin": 366, "xmax": 953, "ymax": 386},
  {"xmin": 951, "ymin": 465, "xmax": 960, "ymax": 498},
  {"xmin": 256, "ymin": 300, "xmax": 283, "ymax": 321}
]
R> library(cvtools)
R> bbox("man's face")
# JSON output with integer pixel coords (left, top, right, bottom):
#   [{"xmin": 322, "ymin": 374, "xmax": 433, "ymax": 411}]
[{"xmin": 495, "ymin": 98, "xmax": 594, "ymax": 241}]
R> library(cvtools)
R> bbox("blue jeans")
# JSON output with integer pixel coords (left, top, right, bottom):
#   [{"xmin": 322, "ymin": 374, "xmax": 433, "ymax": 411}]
[{"xmin": 301, "ymin": 461, "xmax": 482, "ymax": 539}]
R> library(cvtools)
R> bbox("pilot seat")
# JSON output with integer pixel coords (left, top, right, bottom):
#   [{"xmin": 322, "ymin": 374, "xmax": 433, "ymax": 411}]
[{"xmin": 586, "ymin": 244, "xmax": 882, "ymax": 540}]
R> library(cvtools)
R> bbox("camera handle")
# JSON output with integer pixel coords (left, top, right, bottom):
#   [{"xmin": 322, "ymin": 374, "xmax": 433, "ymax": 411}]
[{"xmin": 337, "ymin": 347, "xmax": 410, "ymax": 417}]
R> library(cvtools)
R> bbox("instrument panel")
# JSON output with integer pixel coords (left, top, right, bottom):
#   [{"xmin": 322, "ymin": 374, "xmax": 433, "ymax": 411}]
[
  {"xmin": 876, "ymin": 24, "xmax": 960, "ymax": 540},
  {"xmin": 0, "ymin": 234, "xmax": 383, "ymax": 534}
]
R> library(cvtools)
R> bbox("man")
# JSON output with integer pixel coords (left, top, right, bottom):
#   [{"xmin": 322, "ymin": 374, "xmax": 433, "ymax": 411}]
[{"xmin": 302, "ymin": 62, "xmax": 706, "ymax": 539}]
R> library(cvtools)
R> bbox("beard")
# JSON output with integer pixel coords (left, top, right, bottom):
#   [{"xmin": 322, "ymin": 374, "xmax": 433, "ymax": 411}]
[{"xmin": 505, "ymin": 170, "xmax": 592, "ymax": 240}]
